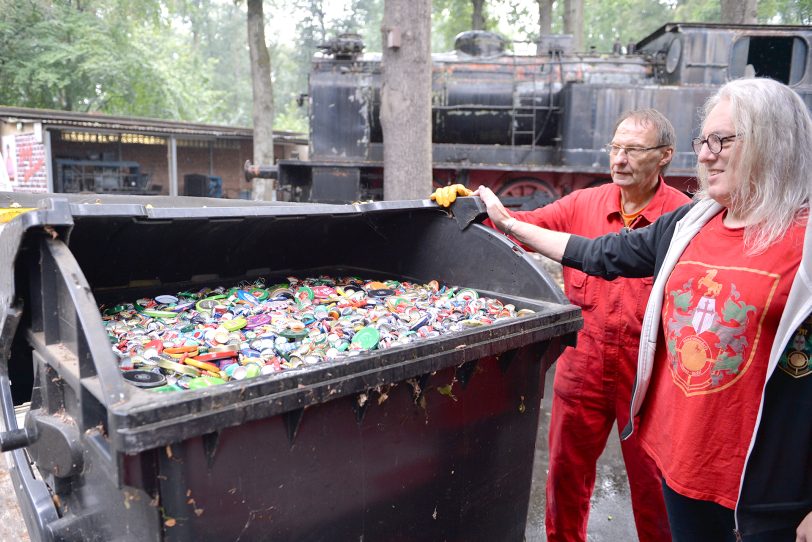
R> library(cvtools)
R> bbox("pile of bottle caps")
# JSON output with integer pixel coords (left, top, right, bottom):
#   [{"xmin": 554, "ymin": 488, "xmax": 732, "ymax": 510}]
[{"xmin": 102, "ymin": 276, "xmax": 533, "ymax": 392}]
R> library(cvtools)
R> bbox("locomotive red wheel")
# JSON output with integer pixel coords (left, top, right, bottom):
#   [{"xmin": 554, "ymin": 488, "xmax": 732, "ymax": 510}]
[
  {"xmin": 496, "ymin": 178, "xmax": 557, "ymax": 199},
  {"xmin": 586, "ymin": 178, "xmax": 610, "ymax": 189}
]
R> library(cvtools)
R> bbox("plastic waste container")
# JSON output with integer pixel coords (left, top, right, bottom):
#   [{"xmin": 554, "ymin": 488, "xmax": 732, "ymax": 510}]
[{"xmin": 0, "ymin": 192, "xmax": 581, "ymax": 542}]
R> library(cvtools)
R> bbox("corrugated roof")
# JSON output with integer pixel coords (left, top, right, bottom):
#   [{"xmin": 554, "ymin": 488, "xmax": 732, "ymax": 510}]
[
  {"xmin": 636, "ymin": 22, "xmax": 812, "ymax": 49},
  {"xmin": 0, "ymin": 106, "xmax": 306, "ymax": 143}
]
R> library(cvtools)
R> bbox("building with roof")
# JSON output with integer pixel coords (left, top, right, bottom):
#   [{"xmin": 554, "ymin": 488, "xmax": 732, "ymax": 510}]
[{"xmin": 0, "ymin": 107, "xmax": 307, "ymax": 199}]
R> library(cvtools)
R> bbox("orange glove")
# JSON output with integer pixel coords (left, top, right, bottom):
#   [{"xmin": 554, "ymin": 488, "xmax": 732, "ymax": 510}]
[{"xmin": 430, "ymin": 184, "xmax": 473, "ymax": 207}]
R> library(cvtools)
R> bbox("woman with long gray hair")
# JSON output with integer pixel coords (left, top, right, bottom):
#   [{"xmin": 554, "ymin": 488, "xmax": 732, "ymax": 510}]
[{"xmin": 475, "ymin": 76, "xmax": 812, "ymax": 541}]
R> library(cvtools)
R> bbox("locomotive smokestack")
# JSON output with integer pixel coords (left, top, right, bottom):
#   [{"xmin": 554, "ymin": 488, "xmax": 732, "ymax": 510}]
[
  {"xmin": 453, "ymin": 31, "xmax": 507, "ymax": 57},
  {"xmin": 317, "ymin": 33, "xmax": 365, "ymax": 60}
]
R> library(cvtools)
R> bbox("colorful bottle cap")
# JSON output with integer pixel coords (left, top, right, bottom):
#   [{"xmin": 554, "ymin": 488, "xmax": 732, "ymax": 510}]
[
  {"xmin": 245, "ymin": 314, "xmax": 271, "ymax": 329},
  {"xmin": 103, "ymin": 305, "xmax": 127, "ymax": 316},
  {"xmin": 455, "ymin": 288, "xmax": 479, "ymax": 301},
  {"xmin": 279, "ymin": 328, "xmax": 308, "ymax": 340},
  {"xmin": 296, "ymin": 286, "xmax": 314, "ymax": 302},
  {"xmin": 311, "ymin": 286, "xmax": 335, "ymax": 298},
  {"xmin": 149, "ymin": 384, "xmax": 183, "ymax": 393},
  {"xmin": 232, "ymin": 363, "xmax": 262, "ymax": 380},
  {"xmin": 187, "ymin": 375, "xmax": 226, "ymax": 390},
  {"xmin": 157, "ymin": 358, "xmax": 201, "ymax": 377},
  {"xmin": 210, "ymin": 343, "xmax": 240, "ymax": 353},
  {"xmin": 369, "ymin": 288, "xmax": 395, "ymax": 298},
  {"xmin": 143, "ymin": 309, "xmax": 178, "ymax": 319},
  {"xmin": 236, "ymin": 290, "xmax": 259, "ymax": 305},
  {"xmin": 250, "ymin": 288, "xmax": 270, "ymax": 301},
  {"xmin": 223, "ymin": 317, "xmax": 247, "ymax": 332},
  {"xmin": 194, "ymin": 350, "xmax": 238, "ymax": 362},
  {"xmin": 270, "ymin": 287, "xmax": 293, "ymax": 299},
  {"xmin": 260, "ymin": 364, "xmax": 278, "ymax": 375},
  {"xmin": 122, "ymin": 370, "xmax": 167, "ymax": 389},
  {"xmin": 351, "ymin": 326, "xmax": 380, "ymax": 350},
  {"xmin": 195, "ymin": 295, "xmax": 225, "ymax": 312}
]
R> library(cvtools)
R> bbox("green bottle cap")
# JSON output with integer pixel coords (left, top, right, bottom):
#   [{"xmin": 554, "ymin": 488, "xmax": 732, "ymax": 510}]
[
  {"xmin": 351, "ymin": 326, "xmax": 380, "ymax": 350},
  {"xmin": 149, "ymin": 384, "xmax": 183, "ymax": 393},
  {"xmin": 187, "ymin": 375, "xmax": 226, "ymax": 390},
  {"xmin": 223, "ymin": 317, "xmax": 247, "ymax": 331},
  {"xmin": 143, "ymin": 309, "xmax": 178, "ymax": 319}
]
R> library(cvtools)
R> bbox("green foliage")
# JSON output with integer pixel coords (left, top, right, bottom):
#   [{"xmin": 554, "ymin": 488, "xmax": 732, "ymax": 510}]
[
  {"xmin": 2, "ymin": 0, "xmax": 812, "ymax": 134},
  {"xmin": 0, "ymin": 0, "xmax": 225, "ymax": 121},
  {"xmin": 433, "ymin": 0, "xmax": 473, "ymax": 51},
  {"xmin": 485, "ymin": 0, "xmax": 812, "ymax": 53},
  {"xmin": 758, "ymin": 0, "xmax": 812, "ymax": 23},
  {"xmin": 583, "ymin": 0, "xmax": 673, "ymax": 51}
]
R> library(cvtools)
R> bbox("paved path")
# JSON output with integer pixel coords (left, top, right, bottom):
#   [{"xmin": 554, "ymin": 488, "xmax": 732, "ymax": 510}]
[
  {"xmin": 0, "ymin": 438, "xmax": 31, "ymax": 541},
  {"xmin": 525, "ymin": 362, "xmax": 637, "ymax": 541}
]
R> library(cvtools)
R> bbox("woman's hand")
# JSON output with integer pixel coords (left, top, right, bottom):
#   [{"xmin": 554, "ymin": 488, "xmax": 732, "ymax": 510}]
[
  {"xmin": 473, "ymin": 186, "xmax": 570, "ymax": 262},
  {"xmin": 472, "ymin": 186, "xmax": 513, "ymax": 233},
  {"xmin": 797, "ymin": 510, "xmax": 812, "ymax": 542}
]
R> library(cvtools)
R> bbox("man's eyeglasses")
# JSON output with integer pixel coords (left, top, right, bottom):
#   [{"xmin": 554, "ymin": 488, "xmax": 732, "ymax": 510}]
[
  {"xmin": 603, "ymin": 144, "xmax": 668, "ymax": 159},
  {"xmin": 691, "ymin": 133, "xmax": 737, "ymax": 155}
]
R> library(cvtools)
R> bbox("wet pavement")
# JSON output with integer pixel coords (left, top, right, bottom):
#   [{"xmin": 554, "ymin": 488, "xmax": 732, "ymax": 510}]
[
  {"xmin": 524, "ymin": 362, "xmax": 638, "ymax": 542},
  {"xmin": 525, "ymin": 254, "xmax": 637, "ymax": 541}
]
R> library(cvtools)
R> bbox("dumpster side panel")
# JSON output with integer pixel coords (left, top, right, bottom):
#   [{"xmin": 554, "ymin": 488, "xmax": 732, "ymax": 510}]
[{"xmin": 156, "ymin": 342, "xmax": 554, "ymax": 542}]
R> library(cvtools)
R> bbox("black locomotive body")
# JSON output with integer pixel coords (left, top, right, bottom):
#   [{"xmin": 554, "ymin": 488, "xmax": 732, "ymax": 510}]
[{"xmin": 275, "ymin": 23, "xmax": 812, "ymax": 205}]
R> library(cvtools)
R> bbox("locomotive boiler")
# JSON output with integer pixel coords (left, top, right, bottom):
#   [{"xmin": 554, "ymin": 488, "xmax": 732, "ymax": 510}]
[{"xmin": 267, "ymin": 22, "xmax": 812, "ymax": 206}]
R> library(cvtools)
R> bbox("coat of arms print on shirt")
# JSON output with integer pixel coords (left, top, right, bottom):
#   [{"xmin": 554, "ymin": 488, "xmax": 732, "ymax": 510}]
[{"xmin": 664, "ymin": 264, "xmax": 779, "ymax": 395}]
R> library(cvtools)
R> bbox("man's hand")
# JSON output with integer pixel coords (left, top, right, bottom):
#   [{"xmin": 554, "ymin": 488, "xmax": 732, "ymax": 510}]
[
  {"xmin": 430, "ymin": 184, "xmax": 473, "ymax": 207},
  {"xmin": 797, "ymin": 510, "xmax": 812, "ymax": 542}
]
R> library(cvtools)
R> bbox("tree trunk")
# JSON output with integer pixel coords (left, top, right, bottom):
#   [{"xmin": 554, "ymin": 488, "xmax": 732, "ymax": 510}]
[
  {"xmin": 472, "ymin": 0, "xmax": 485, "ymax": 30},
  {"xmin": 720, "ymin": 0, "xmax": 758, "ymax": 23},
  {"xmin": 536, "ymin": 0, "xmax": 553, "ymax": 55},
  {"xmin": 381, "ymin": 0, "xmax": 432, "ymax": 201},
  {"xmin": 247, "ymin": 0, "xmax": 275, "ymax": 201},
  {"xmin": 563, "ymin": 0, "xmax": 584, "ymax": 51}
]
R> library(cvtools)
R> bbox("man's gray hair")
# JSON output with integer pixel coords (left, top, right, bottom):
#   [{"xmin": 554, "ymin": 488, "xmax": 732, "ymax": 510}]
[{"xmin": 613, "ymin": 108, "xmax": 676, "ymax": 173}]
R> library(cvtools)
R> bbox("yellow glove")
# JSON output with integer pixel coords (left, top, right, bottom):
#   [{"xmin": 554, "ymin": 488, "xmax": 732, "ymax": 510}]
[{"xmin": 430, "ymin": 184, "xmax": 473, "ymax": 207}]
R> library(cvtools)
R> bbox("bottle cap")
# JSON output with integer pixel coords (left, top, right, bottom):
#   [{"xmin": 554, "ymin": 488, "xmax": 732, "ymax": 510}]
[
  {"xmin": 279, "ymin": 328, "xmax": 308, "ymax": 340},
  {"xmin": 351, "ymin": 326, "xmax": 380, "ymax": 350},
  {"xmin": 232, "ymin": 363, "xmax": 262, "ymax": 380},
  {"xmin": 369, "ymin": 289, "xmax": 395, "ymax": 298},
  {"xmin": 223, "ymin": 317, "xmax": 247, "ymax": 332},
  {"xmin": 122, "ymin": 370, "xmax": 167, "ymax": 388},
  {"xmin": 143, "ymin": 309, "xmax": 178, "ymax": 319},
  {"xmin": 187, "ymin": 375, "xmax": 226, "ymax": 390},
  {"xmin": 157, "ymin": 358, "xmax": 201, "ymax": 377}
]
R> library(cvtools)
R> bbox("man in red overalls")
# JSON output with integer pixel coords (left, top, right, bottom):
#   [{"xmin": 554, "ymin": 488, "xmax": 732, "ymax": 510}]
[{"xmin": 433, "ymin": 109, "xmax": 689, "ymax": 541}]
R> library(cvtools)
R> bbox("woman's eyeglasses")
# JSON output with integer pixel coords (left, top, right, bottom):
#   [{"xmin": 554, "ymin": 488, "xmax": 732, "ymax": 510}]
[{"xmin": 692, "ymin": 133, "xmax": 738, "ymax": 155}]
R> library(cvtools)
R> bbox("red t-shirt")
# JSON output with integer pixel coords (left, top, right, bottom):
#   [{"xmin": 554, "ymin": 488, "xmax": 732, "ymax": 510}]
[{"xmin": 638, "ymin": 211, "xmax": 806, "ymax": 509}]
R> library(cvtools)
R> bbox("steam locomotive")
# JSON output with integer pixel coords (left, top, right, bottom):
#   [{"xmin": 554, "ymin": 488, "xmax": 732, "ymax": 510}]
[{"xmin": 267, "ymin": 22, "xmax": 812, "ymax": 206}]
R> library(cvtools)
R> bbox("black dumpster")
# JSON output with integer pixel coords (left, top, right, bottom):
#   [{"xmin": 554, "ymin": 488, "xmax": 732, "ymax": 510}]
[{"xmin": 0, "ymin": 193, "xmax": 581, "ymax": 542}]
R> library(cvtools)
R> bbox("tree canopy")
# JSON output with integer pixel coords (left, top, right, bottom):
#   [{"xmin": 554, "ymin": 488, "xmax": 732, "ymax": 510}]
[{"xmin": 1, "ymin": 0, "xmax": 810, "ymax": 133}]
